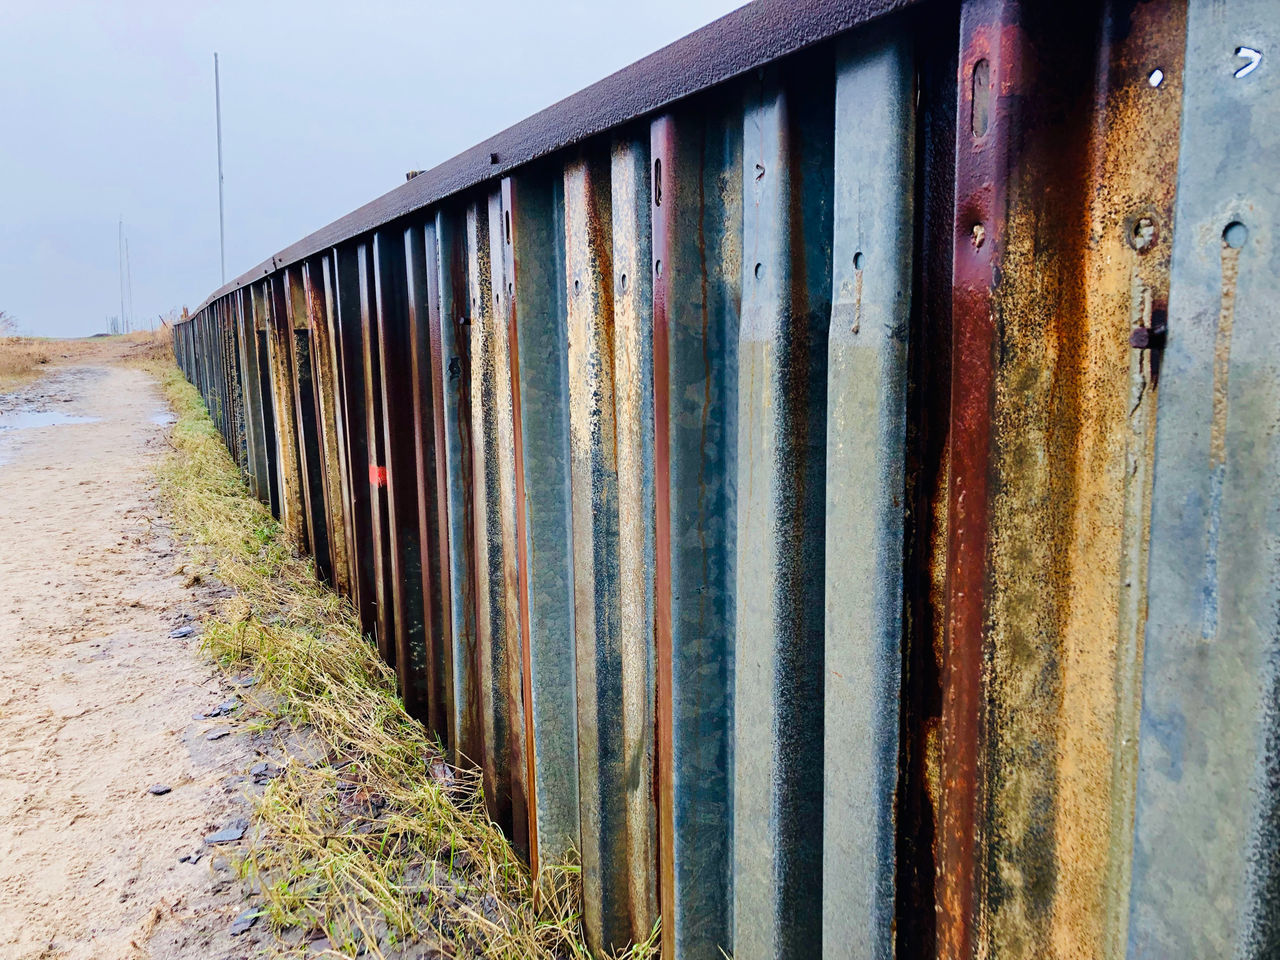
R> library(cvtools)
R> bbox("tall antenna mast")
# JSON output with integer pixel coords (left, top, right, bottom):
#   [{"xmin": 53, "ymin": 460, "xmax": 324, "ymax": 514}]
[
  {"xmin": 125, "ymin": 236, "xmax": 134, "ymax": 333},
  {"xmin": 215, "ymin": 52, "xmax": 226, "ymax": 285},
  {"xmin": 118, "ymin": 217, "xmax": 126, "ymax": 336}
]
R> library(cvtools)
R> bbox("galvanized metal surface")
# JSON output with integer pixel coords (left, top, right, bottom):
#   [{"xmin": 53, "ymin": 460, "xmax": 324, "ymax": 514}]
[
  {"xmin": 822, "ymin": 24, "xmax": 914, "ymax": 960},
  {"xmin": 1129, "ymin": 1, "xmax": 1280, "ymax": 955},
  {"xmin": 172, "ymin": 0, "xmax": 1280, "ymax": 956}
]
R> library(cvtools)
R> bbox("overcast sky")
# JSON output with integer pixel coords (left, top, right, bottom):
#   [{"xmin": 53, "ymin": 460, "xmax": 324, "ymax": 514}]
[{"xmin": 0, "ymin": 0, "xmax": 744, "ymax": 338}]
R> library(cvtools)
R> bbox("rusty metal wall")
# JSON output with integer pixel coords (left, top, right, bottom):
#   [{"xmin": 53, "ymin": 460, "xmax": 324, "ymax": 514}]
[{"xmin": 172, "ymin": 0, "xmax": 1280, "ymax": 957}]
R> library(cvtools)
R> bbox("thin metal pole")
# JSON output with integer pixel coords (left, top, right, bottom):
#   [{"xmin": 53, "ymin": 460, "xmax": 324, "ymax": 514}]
[
  {"xmin": 215, "ymin": 52, "xmax": 226, "ymax": 285},
  {"xmin": 118, "ymin": 217, "xmax": 126, "ymax": 335},
  {"xmin": 125, "ymin": 236, "xmax": 134, "ymax": 333}
]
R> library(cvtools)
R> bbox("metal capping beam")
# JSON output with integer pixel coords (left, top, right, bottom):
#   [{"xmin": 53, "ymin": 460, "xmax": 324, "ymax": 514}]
[
  {"xmin": 374, "ymin": 228, "xmax": 430, "ymax": 718},
  {"xmin": 501, "ymin": 173, "xmax": 580, "ymax": 871},
  {"xmin": 822, "ymin": 23, "xmax": 914, "ymax": 960},
  {"xmin": 734, "ymin": 62, "xmax": 833, "ymax": 959},
  {"xmin": 651, "ymin": 99, "xmax": 741, "ymax": 960},
  {"xmin": 1129, "ymin": 0, "xmax": 1280, "ymax": 955},
  {"xmin": 190, "ymin": 0, "xmax": 923, "ymax": 315}
]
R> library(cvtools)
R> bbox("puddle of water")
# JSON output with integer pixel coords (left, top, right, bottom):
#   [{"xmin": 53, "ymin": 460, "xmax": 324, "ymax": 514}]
[
  {"xmin": 0, "ymin": 410, "xmax": 100, "ymax": 430},
  {"xmin": 150, "ymin": 411, "xmax": 177, "ymax": 426}
]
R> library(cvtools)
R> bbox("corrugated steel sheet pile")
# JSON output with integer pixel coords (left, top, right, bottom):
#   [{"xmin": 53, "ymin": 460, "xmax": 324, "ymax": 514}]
[{"xmin": 173, "ymin": 0, "xmax": 1280, "ymax": 955}]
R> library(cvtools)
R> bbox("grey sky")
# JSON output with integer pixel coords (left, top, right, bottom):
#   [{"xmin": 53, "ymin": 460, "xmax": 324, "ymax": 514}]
[{"xmin": 0, "ymin": 0, "xmax": 744, "ymax": 338}]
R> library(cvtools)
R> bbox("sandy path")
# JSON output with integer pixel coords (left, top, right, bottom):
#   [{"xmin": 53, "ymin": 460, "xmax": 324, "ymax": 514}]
[{"xmin": 0, "ymin": 352, "xmax": 269, "ymax": 959}]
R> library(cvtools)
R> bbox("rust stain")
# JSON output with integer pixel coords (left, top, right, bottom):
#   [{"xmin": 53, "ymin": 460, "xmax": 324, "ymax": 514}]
[
  {"xmin": 487, "ymin": 189, "xmax": 530, "ymax": 860},
  {"xmin": 501, "ymin": 176, "xmax": 541, "ymax": 878},
  {"xmin": 939, "ymin": 6, "xmax": 1015, "ymax": 955},
  {"xmin": 1209, "ymin": 241, "xmax": 1240, "ymax": 471},
  {"xmin": 1063, "ymin": 2, "xmax": 1186, "ymax": 957},
  {"xmin": 305, "ymin": 256, "xmax": 354, "ymax": 598}
]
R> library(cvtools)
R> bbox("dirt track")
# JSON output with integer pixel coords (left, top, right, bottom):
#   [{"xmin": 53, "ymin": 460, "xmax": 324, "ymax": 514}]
[{"xmin": 0, "ymin": 347, "xmax": 268, "ymax": 959}]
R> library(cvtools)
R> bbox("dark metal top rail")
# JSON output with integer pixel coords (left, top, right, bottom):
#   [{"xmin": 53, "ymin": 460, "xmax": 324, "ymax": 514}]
[{"xmin": 191, "ymin": 0, "xmax": 916, "ymax": 315}]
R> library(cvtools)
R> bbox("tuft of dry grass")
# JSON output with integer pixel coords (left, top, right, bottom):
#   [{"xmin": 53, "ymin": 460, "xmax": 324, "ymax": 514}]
[
  {"xmin": 0, "ymin": 337, "xmax": 53, "ymax": 393},
  {"xmin": 118, "ymin": 326, "xmax": 175, "ymax": 364},
  {"xmin": 152, "ymin": 361, "xmax": 659, "ymax": 959}
]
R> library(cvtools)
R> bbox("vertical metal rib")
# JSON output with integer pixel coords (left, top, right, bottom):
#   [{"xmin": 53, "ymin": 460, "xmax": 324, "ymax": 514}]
[
  {"xmin": 332, "ymin": 243, "xmax": 379, "ymax": 640},
  {"xmin": 358, "ymin": 241, "xmax": 395, "ymax": 665},
  {"xmin": 264, "ymin": 275, "xmax": 306, "ymax": 547},
  {"xmin": 651, "ymin": 103, "xmax": 741, "ymax": 960},
  {"xmin": 234, "ymin": 289, "xmax": 269, "ymax": 504},
  {"xmin": 822, "ymin": 25, "xmax": 914, "ymax": 960},
  {"xmin": 501, "ymin": 173, "xmax": 581, "ymax": 872},
  {"xmin": 434, "ymin": 209, "xmax": 482, "ymax": 769},
  {"xmin": 308, "ymin": 255, "xmax": 355, "ymax": 598},
  {"xmin": 466, "ymin": 198, "xmax": 518, "ymax": 836},
  {"xmin": 609, "ymin": 134, "xmax": 658, "ymax": 943},
  {"xmin": 487, "ymin": 190, "xmax": 531, "ymax": 859},
  {"xmin": 406, "ymin": 223, "xmax": 451, "ymax": 740},
  {"xmin": 734, "ymin": 64, "xmax": 833, "ymax": 959},
  {"xmin": 286, "ymin": 267, "xmax": 333, "ymax": 582},
  {"xmin": 563, "ymin": 151, "xmax": 633, "ymax": 953},
  {"xmin": 1129, "ymin": 0, "xmax": 1280, "ymax": 953},
  {"xmin": 374, "ymin": 230, "xmax": 429, "ymax": 716}
]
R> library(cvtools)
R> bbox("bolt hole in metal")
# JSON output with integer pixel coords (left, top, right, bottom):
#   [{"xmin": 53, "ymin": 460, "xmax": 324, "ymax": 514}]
[
  {"xmin": 971, "ymin": 58, "xmax": 990, "ymax": 137},
  {"xmin": 1235, "ymin": 46, "xmax": 1262, "ymax": 78},
  {"xmin": 971, "ymin": 223, "xmax": 986, "ymax": 249},
  {"xmin": 574, "ymin": 279, "xmax": 581, "ymax": 295},
  {"xmin": 653, "ymin": 158, "xmax": 662, "ymax": 206},
  {"xmin": 655, "ymin": 259, "xmax": 662, "ymax": 278},
  {"xmin": 1130, "ymin": 216, "xmax": 1157, "ymax": 251},
  {"xmin": 505, "ymin": 210, "xmax": 511, "ymax": 243},
  {"xmin": 1148, "ymin": 68, "xmax": 1164, "ymax": 87},
  {"xmin": 1223, "ymin": 221, "xmax": 1249, "ymax": 249},
  {"xmin": 853, "ymin": 251, "xmax": 865, "ymax": 270},
  {"xmin": 620, "ymin": 273, "xmax": 628, "ymax": 293},
  {"xmin": 754, "ymin": 262, "xmax": 764, "ymax": 280}
]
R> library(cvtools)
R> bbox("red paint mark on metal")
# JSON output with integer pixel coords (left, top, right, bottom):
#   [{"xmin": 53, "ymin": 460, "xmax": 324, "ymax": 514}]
[
  {"xmin": 369, "ymin": 464, "xmax": 387, "ymax": 487},
  {"xmin": 649, "ymin": 114, "xmax": 676, "ymax": 960},
  {"xmin": 940, "ymin": 2, "xmax": 1023, "ymax": 956}
]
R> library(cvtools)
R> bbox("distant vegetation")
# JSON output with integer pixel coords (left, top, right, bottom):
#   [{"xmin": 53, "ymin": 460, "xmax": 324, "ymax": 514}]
[{"xmin": 0, "ymin": 311, "xmax": 52, "ymax": 394}]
